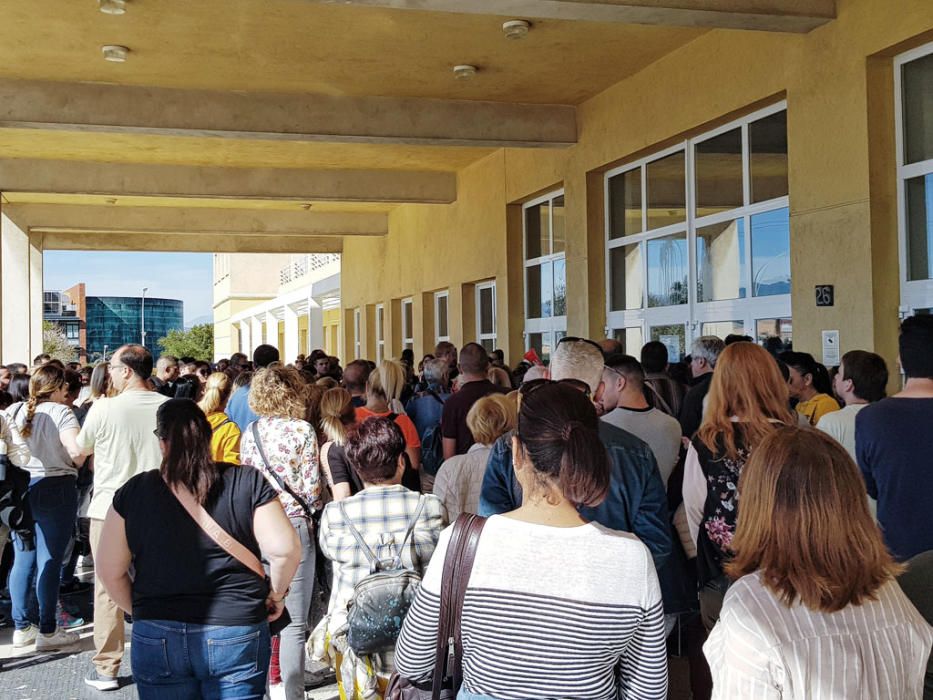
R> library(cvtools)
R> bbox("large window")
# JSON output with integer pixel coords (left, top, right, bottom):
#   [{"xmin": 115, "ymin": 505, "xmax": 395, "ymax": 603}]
[
  {"xmin": 896, "ymin": 43, "xmax": 933, "ymax": 314},
  {"xmin": 606, "ymin": 103, "xmax": 791, "ymax": 359},
  {"xmin": 524, "ymin": 189, "xmax": 567, "ymax": 361},
  {"xmin": 434, "ymin": 291, "xmax": 449, "ymax": 344},
  {"xmin": 375, "ymin": 304, "xmax": 385, "ymax": 364},
  {"xmin": 401, "ymin": 298, "xmax": 413, "ymax": 352},
  {"xmin": 476, "ymin": 281, "xmax": 497, "ymax": 353}
]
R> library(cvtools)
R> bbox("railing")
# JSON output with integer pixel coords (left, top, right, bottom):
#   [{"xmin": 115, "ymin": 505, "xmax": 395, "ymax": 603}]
[{"xmin": 279, "ymin": 254, "xmax": 340, "ymax": 285}]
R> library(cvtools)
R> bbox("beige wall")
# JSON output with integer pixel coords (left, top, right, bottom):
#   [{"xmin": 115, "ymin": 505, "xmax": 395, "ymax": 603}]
[{"xmin": 341, "ymin": 0, "xmax": 933, "ymax": 373}]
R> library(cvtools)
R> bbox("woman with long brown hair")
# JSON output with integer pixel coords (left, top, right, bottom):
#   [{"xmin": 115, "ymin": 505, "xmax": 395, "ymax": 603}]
[
  {"xmin": 6, "ymin": 364, "xmax": 84, "ymax": 651},
  {"xmin": 96, "ymin": 399, "xmax": 300, "ymax": 698},
  {"xmin": 682, "ymin": 341, "xmax": 796, "ymax": 631},
  {"xmin": 704, "ymin": 427, "xmax": 932, "ymax": 698}
]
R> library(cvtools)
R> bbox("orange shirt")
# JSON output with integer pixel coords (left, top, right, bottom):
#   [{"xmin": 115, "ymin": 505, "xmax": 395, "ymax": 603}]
[{"xmin": 354, "ymin": 407, "xmax": 421, "ymax": 449}]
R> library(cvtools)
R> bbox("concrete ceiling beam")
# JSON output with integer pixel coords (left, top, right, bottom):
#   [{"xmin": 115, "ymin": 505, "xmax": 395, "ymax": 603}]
[
  {"xmin": 305, "ymin": 0, "xmax": 834, "ymax": 32},
  {"xmin": 0, "ymin": 159, "xmax": 456, "ymax": 205},
  {"xmin": 38, "ymin": 231, "xmax": 343, "ymax": 254},
  {"xmin": 4, "ymin": 204, "xmax": 387, "ymax": 237},
  {"xmin": 0, "ymin": 80, "xmax": 576, "ymax": 148}
]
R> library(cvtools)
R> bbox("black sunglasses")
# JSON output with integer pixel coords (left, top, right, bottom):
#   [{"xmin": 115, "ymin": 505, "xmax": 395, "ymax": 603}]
[{"xmin": 556, "ymin": 336, "xmax": 604, "ymax": 354}]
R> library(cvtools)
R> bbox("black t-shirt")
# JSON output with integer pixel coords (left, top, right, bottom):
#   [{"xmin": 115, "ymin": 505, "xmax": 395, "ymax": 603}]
[
  {"xmin": 440, "ymin": 379, "xmax": 508, "ymax": 455},
  {"xmin": 112, "ymin": 465, "xmax": 278, "ymax": 625}
]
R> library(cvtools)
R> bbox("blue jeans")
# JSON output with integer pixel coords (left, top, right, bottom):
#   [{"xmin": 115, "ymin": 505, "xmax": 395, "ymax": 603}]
[
  {"xmin": 10, "ymin": 475, "xmax": 78, "ymax": 633},
  {"xmin": 132, "ymin": 620, "xmax": 271, "ymax": 699}
]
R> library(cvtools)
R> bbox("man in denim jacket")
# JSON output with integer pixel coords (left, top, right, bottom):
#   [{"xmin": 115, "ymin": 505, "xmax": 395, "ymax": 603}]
[{"xmin": 478, "ymin": 338, "xmax": 671, "ymax": 571}]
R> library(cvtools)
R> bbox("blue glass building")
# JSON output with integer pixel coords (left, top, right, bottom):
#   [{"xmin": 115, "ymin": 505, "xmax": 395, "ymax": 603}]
[{"xmin": 85, "ymin": 296, "xmax": 183, "ymax": 359}]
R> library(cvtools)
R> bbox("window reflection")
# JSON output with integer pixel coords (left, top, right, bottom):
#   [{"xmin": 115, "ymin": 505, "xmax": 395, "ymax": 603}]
[
  {"xmin": 525, "ymin": 203, "xmax": 549, "ymax": 259},
  {"xmin": 750, "ymin": 111, "xmax": 788, "ymax": 203},
  {"xmin": 647, "ymin": 152, "xmax": 686, "ymax": 230},
  {"xmin": 553, "ymin": 259, "xmax": 567, "ymax": 316},
  {"xmin": 552, "ymin": 196, "xmax": 566, "ymax": 253},
  {"xmin": 612, "ymin": 326, "xmax": 644, "ymax": 354},
  {"xmin": 610, "ymin": 244, "xmax": 643, "ymax": 311},
  {"xmin": 902, "ymin": 53, "xmax": 933, "ymax": 165},
  {"xmin": 906, "ymin": 174, "xmax": 933, "ymax": 281},
  {"xmin": 751, "ymin": 208, "xmax": 790, "ymax": 296},
  {"xmin": 697, "ymin": 219, "xmax": 746, "ymax": 302},
  {"xmin": 649, "ymin": 325, "xmax": 685, "ymax": 363},
  {"xmin": 695, "ymin": 129, "xmax": 743, "ymax": 216},
  {"xmin": 756, "ymin": 318, "xmax": 792, "ymax": 352},
  {"xmin": 609, "ymin": 168, "xmax": 642, "ymax": 238},
  {"xmin": 647, "ymin": 234, "xmax": 688, "ymax": 307}
]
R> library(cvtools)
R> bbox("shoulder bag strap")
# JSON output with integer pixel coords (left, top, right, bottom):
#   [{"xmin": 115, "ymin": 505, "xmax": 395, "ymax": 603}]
[
  {"xmin": 250, "ymin": 422, "xmax": 315, "ymax": 519},
  {"xmin": 169, "ymin": 483, "xmax": 265, "ymax": 580},
  {"xmin": 645, "ymin": 381, "xmax": 673, "ymax": 416},
  {"xmin": 426, "ymin": 390, "xmax": 445, "ymax": 406},
  {"xmin": 337, "ymin": 500, "xmax": 378, "ymax": 569},
  {"xmin": 431, "ymin": 512, "xmax": 487, "ymax": 700},
  {"xmin": 320, "ymin": 441, "xmax": 335, "ymax": 487},
  {"xmin": 391, "ymin": 496, "xmax": 425, "ymax": 567}
]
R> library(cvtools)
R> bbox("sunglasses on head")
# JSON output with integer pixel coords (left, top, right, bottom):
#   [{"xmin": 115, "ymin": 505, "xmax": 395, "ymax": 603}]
[
  {"xmin": 519, "ymin": 377, "xmax": 592, "ymax": 399},
  {"xmin": 556, "ymin": 336, "xmax": 604, "ymax": 354}
]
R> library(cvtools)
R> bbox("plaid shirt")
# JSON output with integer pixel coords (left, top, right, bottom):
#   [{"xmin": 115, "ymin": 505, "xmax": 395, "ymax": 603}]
[{"xmin": 319, "ymin": 484, "xmax": 444, "ymax": 628}]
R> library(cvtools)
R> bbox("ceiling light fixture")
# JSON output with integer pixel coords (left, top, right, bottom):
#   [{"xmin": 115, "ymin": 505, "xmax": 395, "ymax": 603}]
[
  {"xmin": 99, "ymin": 0, "xmax": 127, "ymax": 15},
  {"xmin": 301, "ymin": 203, "xmax": 313, "ymax": 211},
  {"xmin": 453, "ymin": 64, "xmax": 478, "ymax": 80},
  {"xmin": 502, "ymin": 19, "xmax": 531, "ymax": 40},
  {"xmin": 102, "ymin": 45, "xmax": 130, "ymax": 62}
]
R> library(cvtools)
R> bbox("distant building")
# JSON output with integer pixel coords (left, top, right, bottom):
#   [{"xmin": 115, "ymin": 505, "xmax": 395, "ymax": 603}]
[
  {"xmin": 85, "ymin": 296, "xmax": 183, "ymax": 360},
  {"xmin": 44, "ymin": 286, "xmax": 184, "ymax": 362},
  {"xmin": 43, "ymin": 283, "xmax": 87, "ymax": 363}
]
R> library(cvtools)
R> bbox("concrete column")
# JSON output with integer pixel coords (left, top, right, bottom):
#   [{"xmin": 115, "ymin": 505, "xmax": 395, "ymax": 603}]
[
  {"xmin": 264, "ymin": 311, "xmax": 278, "ymax": 349},
  {"xmin": 309, "ymin": 300, "xmax": 324, "ymax": 352},
  {"xmin": 250, "ymin": 316, "xmax": 264, "ymax": 355},
  {"xmin": 283, "ymin": 305, "xmax": 299, "ymax": 361},
  {"xmin": 1, "ymin": 212, "xmax": 42, "ymax": 364},
  {"xmin": 238, "ymin": 321, "xmax": 251, "ymax": 357}
]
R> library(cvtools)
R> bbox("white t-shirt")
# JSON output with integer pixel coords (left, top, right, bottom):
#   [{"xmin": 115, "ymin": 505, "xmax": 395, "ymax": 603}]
[
  {"xmin": 77, "ymin": 389, "xmax": 168, "ymax": 519},
  {"xmin": 816, "ymin": 403, "xmax": 866, "ymax": 461},
  {"xmin": 7, "ymin": 401, "xmax": 80, "ymax": 479}
]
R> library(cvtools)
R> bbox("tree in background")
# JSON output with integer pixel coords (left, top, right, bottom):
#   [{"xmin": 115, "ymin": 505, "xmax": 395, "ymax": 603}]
[
  {"xmin": 42, "ymin": 321, "xmax": 78, "ymax": 363},
  {"xmin": 158, "ymin": 324, "xmax": 214, "ymax": 362}
]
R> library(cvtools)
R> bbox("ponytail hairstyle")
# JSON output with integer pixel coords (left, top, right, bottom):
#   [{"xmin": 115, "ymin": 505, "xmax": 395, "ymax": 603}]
[
  {"xmin": 21, "ymin": 364, "xmax": 67, "ymax": 437},
  {"xmin": 367, "ymin": 360, "xmax": 407, "ymax": 414},
  {"xmin": 320, "ymin": 387, "xmax": 356, "ymax": 445},
  {"xmin": 157, "ymin": 398, "xmax": 220, "ymax": 505},
  {"xmin": 197, "ymin": 372, "xmax": 233, "ymax": 415},
  {"xmin": 515, "ymin": 382, "xmax": 610, "ymax": 507}
]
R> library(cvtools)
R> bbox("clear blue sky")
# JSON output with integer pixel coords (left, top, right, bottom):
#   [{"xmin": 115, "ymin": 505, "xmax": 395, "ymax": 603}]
[{"xmin": 43, "ymin": 251, "xmax": 214, "ymax": 325}]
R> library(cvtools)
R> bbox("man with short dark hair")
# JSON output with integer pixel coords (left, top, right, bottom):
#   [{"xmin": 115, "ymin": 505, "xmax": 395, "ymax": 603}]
[
  {"xmin": 817, "ymin": 350, "xmax": 888, "ymax": 461},
  {"xmin": 32, "ymin": 353, "xmax": 52, "ymax": 368},
  {"xmin": 226, "ymin": 344, "xmax": 279, "ymax": 430},
  {"xmin": 76, "ymin": 344, "xmax": 167, "ymax": 690},
  {"xmin": 679, "ymin": 336, "xmax": 725, "ymax": 438},
  {"xmin": 857, "ymin": 315, "xmax": 933, "ymax": 561},
  {"xmin": 599, "ymin": 354, "xmax": 681, "ymax": 487},
  {"xmin": 440, "ymin": 343, "xmax": 505, "ymax": 459},
  {"xmin": 342, "ymin": 360, "xmax": 371, "ymax": 408},
  {"xmin": 7, "ymin": 362, "xmax": 27, "ymax": 375},
  {"xmin": 597, "ymin": 338, "xmax": 623, "ymax": 356}
]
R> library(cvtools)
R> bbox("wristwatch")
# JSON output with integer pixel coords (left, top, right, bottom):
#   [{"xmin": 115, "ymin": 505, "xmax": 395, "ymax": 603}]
[{"xmin": 270, "ymin": 587, "xmax": 290, "ymax": 603}]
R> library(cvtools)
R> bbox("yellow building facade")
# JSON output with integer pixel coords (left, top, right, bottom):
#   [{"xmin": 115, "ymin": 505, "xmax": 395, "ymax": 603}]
[{"xmin": 339, "ymin": 0, "xmax": 933, "ymax": 379}]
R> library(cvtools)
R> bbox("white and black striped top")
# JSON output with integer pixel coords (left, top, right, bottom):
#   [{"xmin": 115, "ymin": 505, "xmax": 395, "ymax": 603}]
[
  {"xmin": 704, "ymin": 571, "xmax": 933, "ymax": 699},
  {"xmin": 394, "ymin": 515, "xmax": 667, "ymax": 699}
]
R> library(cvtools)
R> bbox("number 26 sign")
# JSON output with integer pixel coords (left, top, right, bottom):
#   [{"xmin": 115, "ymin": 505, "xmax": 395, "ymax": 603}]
[{"xmin": 815, "ymin": 285, "xmax": 834, "ymax": 307}]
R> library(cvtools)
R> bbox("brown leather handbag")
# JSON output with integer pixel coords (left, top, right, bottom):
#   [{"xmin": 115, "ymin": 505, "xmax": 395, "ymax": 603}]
[{"xmin": 384, "ymin": 512, "xmax": 487, "ymax": 700}]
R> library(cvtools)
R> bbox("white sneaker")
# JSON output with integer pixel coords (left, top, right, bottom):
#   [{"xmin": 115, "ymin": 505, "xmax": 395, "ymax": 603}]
[
  {"xmin": 269, "ymin": 683, "xmax": 286, "ymax": 700},
  {"xmin": 12, "ymin": 624, "xmax": 38, "ymax": 648},
  {"xmin": 35, "ymin": 627, "xmax": 81, "ymax": 651},
  {"xmin": 77, "ymin": 553, "xmax": 94, "ymax": 569}
]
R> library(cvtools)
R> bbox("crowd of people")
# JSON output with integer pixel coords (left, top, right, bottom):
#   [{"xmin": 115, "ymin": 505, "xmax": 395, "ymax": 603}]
[{"xmin": 0, "ymin": 316, "xmax": 931, "ymax": 699}]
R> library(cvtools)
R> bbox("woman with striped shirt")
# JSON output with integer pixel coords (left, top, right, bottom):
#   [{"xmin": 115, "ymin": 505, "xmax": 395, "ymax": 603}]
[
  {"xmin": 705, "ymin": 427, "xmax": 932, "ymax": 699},
  {"xmin": 395, "ymin": 381, "xmax": 668, "ymax": 699}
]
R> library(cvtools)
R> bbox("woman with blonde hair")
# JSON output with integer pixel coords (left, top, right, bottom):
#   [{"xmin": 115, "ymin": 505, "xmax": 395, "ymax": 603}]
[
  {"xmin": 239, "ymin": 365, "xmax": 322, "ymax": 700},
  {"xmin": 197, "ymin": 371, "xmax": 241, "ymax": 464},
  {"xmin": 433, "ymin": 393, "xmax": 516, "ymax": 521},
  {"xmin": 355, "ymin": 360, "xmax": 422, "ymax": 486},
  {"xmin": 683, "ymin": 341, "xmax": 796, "ymax": 631},
  {"xmin": 705, "ymin": 427, "xmax": 932, "ymax": 698},
  {"xmin": 318, "ymin": 387, "xmax": 359, "ymax": 500},
  {"xmin": 6, "ymin": 364, "xmax": 84, "ymax": 651}
]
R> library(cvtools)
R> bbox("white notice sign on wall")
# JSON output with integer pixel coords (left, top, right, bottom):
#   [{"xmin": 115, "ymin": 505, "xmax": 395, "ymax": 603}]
[{"xmin": 821, "ymin": 330, "xmax": 840, "ymax": 367}]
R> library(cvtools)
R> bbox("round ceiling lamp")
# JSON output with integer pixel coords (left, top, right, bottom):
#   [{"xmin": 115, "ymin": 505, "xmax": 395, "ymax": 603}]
[
  {"xmin": 99, "ymin": 0, "xmax": 127, "ymax": 15},
  {"xmin": 453, "ymin": 64, "xmax": 478, "ymax": 80},
  {"xmin": 502, "ymin": 20, "xmax": 531, "ymax": 39},
  {"xmin": 102, "ymin": 45, "xmax": 130, "ymax": 62}
]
